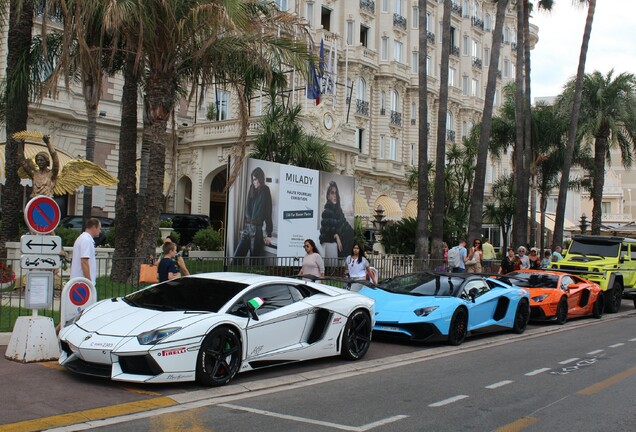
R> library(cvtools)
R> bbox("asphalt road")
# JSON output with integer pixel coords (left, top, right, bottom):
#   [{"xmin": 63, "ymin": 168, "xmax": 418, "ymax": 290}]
[{"xmin": 1, "ymin": 304, "xmax": 635, "ymax": 432}]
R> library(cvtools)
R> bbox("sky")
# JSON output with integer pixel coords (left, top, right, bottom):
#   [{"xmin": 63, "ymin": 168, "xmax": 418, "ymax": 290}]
[{"xmin": 530, "ymin": 0, "xmax": 636, "ymax": 101}]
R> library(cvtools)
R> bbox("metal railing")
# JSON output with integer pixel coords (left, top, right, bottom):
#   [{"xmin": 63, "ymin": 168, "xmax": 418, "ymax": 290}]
[{"xmin": 0, "ymin": 255, "xmax": 502, "ymax": 332}]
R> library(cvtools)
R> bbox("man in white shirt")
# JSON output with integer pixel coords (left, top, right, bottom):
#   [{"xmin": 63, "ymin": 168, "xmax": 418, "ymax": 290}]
[{"xmin": 70, "ymin": 218, "xmax": 102, "ymax": 286}]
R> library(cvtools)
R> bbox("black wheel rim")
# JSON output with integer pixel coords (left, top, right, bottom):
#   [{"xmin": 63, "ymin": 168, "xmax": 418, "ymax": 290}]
[
  {"xmin": 516, "ymin": 303, "xmax": 529, "ymax": 329},
  {"xmin": 348, "ymin": 313, "xmax": 371, "ymax": 355},
  {"xmin": 453, "ymin": 311, "xmax": 467, "ymax": 342},
  {"xmin": 203, "ymin": 333, "xmax": 240, "ymax": 381}
]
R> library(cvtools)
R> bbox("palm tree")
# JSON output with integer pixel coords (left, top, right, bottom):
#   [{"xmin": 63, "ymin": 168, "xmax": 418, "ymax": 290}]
[
  {"xmin": 553, "ymin": 0, "xmax": 595, "ymax": 248},
  {"xmin": 467, "ymin": 0, "xmax": 508, "ymax": 243},
  {"xmin": 1, "ymin": 0, "xmax": 35, "ymax": 256},
  {"xmin": 101, "ymin": 1, "xmax": 312, "ymax": 266},
  {"xmin": 415, "ymin": 0, "xmax": 430, "ymax": 265},
  {"xmin": 558, "ymin": 70, "xmax": 636, "ymax": 234},
  {"xmin": 431, "ymin": 0, "xmax": 452, "ymax": 261}
]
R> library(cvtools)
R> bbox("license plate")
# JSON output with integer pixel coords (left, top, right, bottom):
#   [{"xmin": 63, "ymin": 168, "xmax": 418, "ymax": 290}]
[{"xmin": 377, "ymin": 325, "xmax": 401, "ymax": 332}]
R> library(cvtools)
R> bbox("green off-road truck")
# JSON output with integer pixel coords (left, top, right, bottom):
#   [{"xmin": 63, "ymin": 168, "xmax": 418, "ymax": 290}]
[{"xmin": 549, "ymin": 235, "xmax": 636, "ymax": 312}]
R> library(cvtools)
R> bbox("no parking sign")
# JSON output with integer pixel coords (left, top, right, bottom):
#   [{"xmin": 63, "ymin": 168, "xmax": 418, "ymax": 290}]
[
  {"xmin": 24, "ymin": 195, "xmax": 61, "ymax": 234},
  {"xmin": 60, "ymin": 277, "xmax": 97, "ymax": 329}
]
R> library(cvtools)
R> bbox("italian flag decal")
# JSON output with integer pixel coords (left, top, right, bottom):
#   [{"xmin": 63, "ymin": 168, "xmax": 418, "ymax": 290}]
[{"xmin": 248, "ymin": 297, "xmax": 265, "ymax": 309}]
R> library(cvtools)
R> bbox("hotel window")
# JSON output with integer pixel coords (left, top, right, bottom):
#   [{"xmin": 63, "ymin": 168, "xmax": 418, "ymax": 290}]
[
  {"xmin": 449, "ymin": 67, "xmax": 456, "ymax": 87},
  {"xmin": 346, "ymin": 21, "xmax": 354, "ymax": 45},
  {"xmin": 321, "ymin": 7, "xmax": 331, "ymax": 32},
  {"xmin": 360, "ymin": 25, "xmax": 369, "ymax": 47},
  {"xmin": 356, "ymin": 128, "xmax": 365, "ymax": 152},
  {"xmin": 395, "ymin": 0, "xmax": 403, "ymax": 15},
  {"xmin": 305, "ymin": 2, "xmax": 313, "ymax": 27},
  {"xmin": 602, "ymin": 202, "xmax": 611, "ymax": 215},
  {"xmin": 390, "ymin": 90, "xmax": 399, "ymax": 112},
  {"xmin": 357, "ymin": 78, "xmax": 366, "ymax": 101},
  {"xmin": 484, "ymin": 47, "xmax": 490, "ymax": 65},
  {"xmin": 462, "ymin": 75, "xmax": 469, "ymax": 95},
  {"xmin": 472, "ymin": 78, "xmax": 479, "ymax": 97},
  {"xmin": 389, "ymin": 137, "xmax": 398, "ymax": 161},
  {"xmin": 394, "ymin": 40, "xmax": 403, "ymax": 63},
  {"xmin": 503, "ymin": 59, "xmax": 510, "ymax": 78},
  {"xmin": 484, "ymin": 14, "xmax": 491, "ymax": 31},
  {"xmin": 379, "ymin": 135, "xmax": 386, "ymax": 159},
  {"xmin": 463, "ymin": 35, "xmax": 469, "ymax": 56},
  {"xmin": 411, "ymin": 51, "xmax": 418, "ymax": 73},
  {"xmin": 215, "ymin": 90, "xmax": 229, "ymax": 121},
  {"xmin": 410, "ymin": 143, "xmax": 415, "ymax": 165},
  {"xmin": 411, "ymin": 102, "xmax": 416, "ymax": 124},
  {"xmin": 426, "ymin": 12, "xmax": 433, "ymax": 32},
  {"xmin": 426, "ymin": 55, "xmax": 431, "ymax": 74},
  {"xmin": 382, "ymin": 0, "xmax": 388, "ymax": 13},
  {"xmin": 381, "ymin": 37, "xmax": 389, "ymax": 60},
  {"xmin": 276, "ymin": 0, "xmax": 287, "ymax": 11},
  {"xmin": 412, "ymin": 6, "xmax": 419, "ymax": 29}
]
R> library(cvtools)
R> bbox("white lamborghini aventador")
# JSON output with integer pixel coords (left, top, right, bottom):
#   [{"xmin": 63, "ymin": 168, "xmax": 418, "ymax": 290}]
[{"xmin": 58, "ymin": 273, "xmax": 375, "ymax": 386}]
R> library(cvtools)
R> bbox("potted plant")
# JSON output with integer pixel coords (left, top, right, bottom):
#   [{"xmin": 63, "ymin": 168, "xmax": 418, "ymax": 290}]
[
  {"xmin": 0, "ymin": 261, "xmax": 16, "ymax": 290},
  {"xmin": 159, "ymin": 218, "xmax": 173, "ymax": 238}
]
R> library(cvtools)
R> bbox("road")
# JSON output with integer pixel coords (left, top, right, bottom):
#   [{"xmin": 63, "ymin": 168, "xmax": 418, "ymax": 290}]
[{"xmin": 1, "ymin": 307, "xmax": 635, "ymax": 432}]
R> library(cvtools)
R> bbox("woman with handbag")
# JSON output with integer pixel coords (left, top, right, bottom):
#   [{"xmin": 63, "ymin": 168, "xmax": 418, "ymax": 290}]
[{"xmin": 466, "ymin": 239, "xmax": 483, "ymax": 273}]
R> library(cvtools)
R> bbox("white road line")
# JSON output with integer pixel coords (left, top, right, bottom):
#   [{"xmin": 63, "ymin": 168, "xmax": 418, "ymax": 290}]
[
  {"xmin": 219, "ymin": 403, "xmax": 408, "ymax": 432},
  {"xmin": 485, "ymin": 380, "xmax": 513, "ymax": 389},
  {"xmin": 429, "ymin": 395, "xmax": 469, "ymax": 407},
  {"xmin": 587, "ymin": 349, "xmax": 604, "ymax": 355},
  {"xmin": 608, "ymin": 343, "xmax": 625, "ymax": 348},
  {"xmin": 628, "ymin": 338, "xmax": 636, "ymax": 342},
  {"xmin": 559, "ymin": 358, "xmax": 580, "ymax": 365},
  {"xmin": 525, "ymin": 368, "xmax": 551, "ymax": 376}
]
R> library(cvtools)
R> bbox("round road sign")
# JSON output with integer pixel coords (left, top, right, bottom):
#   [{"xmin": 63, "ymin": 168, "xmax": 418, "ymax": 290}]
[
  {"xmin": 69, "ymin": 282, "xmax": 90, "ymax": 306},
  {"xmin": 24, "ymin": 195, "xmax": 61, "ymax": 234}
]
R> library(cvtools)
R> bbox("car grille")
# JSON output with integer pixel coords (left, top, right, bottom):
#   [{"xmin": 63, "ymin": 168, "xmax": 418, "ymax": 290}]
[
  {"xmin": 119, "ymin": 354, "xmax": 164, "ymax": 376},
  {"xmin": 374, "ymin": 322, "xmax": 441, "ymax": 342},
  {"xmin": 530, "ymin": 306, "xmax": 548, "ymax": 320},
  {"xmin": 64, "ymin": 357, "xmax": 112, "ymax": 378}
]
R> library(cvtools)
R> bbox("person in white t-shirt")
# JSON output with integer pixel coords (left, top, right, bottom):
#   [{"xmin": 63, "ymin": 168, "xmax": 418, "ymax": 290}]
[
  {"xmin": 70, "ymin": 218, "xmax": 101, "ymax": 286},
  {"xmin": 344, "ymin": 242, "xmax": 376, "ymax": 291}
]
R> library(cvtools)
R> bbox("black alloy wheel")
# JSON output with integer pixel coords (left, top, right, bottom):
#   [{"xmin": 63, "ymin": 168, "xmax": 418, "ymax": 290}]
[
  {"xmin": 196, "ymin": 327, "xmax": 242, "ymax": 387},
  {"xmin": 512, "ymin": 299, "xmax": 530, "ymax": 334},
  {"xmin": 604, "ymin": 282, "xmax": 623, "ymax": 313},
  {"xmin": 448, "ymin": 308, "xmax": 468, "ymax": 346},
  {"xmin": 341, "ymin": 310, "xmax": 372, "ymax": 360},
  {"xmin": 555, "ymin": 297, "xmax": 568, "ymax": 325}
]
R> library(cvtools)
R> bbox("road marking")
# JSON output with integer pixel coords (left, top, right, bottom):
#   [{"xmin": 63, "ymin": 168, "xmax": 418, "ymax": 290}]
[
  {"xmin": 608, "ymin": 343, "xmax": 625, "ymax": 348},
  {"xmin": 525, "ymin": 368, "xmax": 551, "ymax": 376},
  {"xmin": 219, "ymin": 403, "xmax": 408, "ymax": 432},
  {"xmin": 586, "ymin": 349, "xmax": 604, "ymax": 355},
  {"xmin": 629, "ymin": 337, "xmax": 636, "ymax": 342},
  {"xmin": 558, "ymin": 358, "xmax": 580, "ymax": 364},
  {"xmin": 0, "ymin": 397, "xmax": 177, "ymax": 432},
  {"xmin": 428, "ymin": 395, "xmax": 469, "ymax": 407},
  {"xmin": 493, "ymin": 416, "xmax": 539, "ymax": 431},
  {"xmin": 485, "ymin": 380, "xmax": 514, "ymax": 389},
  {"xmin": 38, "ymin": 361, "xmax": 65, "ymax": 371},
  {"xmin": 120, "ymin": 386, "xmax": 162, "ymax": 396},
  {"xmin": 578, "ymin": 366, "xmax": 636, "ymax": 395}
]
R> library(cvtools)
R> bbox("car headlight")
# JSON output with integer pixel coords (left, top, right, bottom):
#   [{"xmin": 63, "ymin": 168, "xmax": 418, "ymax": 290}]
[
  {"xmin": 532, "ymin": 294, "xmax": 549, "ymax": 302},
  {"xmin": 414, "ymin": 306, "xmax": 439, "ymax": 317},
  {"xmin": 137, "ymin": 327, "xmax": 181, "ymax": 345}
]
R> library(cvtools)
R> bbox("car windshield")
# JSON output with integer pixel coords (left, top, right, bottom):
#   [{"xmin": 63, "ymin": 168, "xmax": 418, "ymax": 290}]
[
  {"xmin": 504, "ymin": 272, "xmax": 559, "ymax": 288},
  {"xmin": 378, "ymin": 273, "xmax": 462, "ymax": 296},
  {"xmin": 124, "ymin": 277, "xmax": 248, "ymax": 312},
  {"xmin": 568, "ymin": 239, "xmax": 620, "ymax": 258}
]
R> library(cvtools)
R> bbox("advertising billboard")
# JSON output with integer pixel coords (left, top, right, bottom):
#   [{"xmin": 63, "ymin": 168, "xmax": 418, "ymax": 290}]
[{"xmin": 226, "ymin": 158, "xmax": 354, "ymax": 264}]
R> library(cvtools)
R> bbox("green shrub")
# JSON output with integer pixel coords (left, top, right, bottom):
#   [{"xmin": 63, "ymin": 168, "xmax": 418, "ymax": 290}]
[
  {"xmin": 105, "ymin": 227, "xmax": 116, "ymax": 247},
  {"xmin": 55, "ymin": 227, "xmax": 80, "ymax": 247},
  {"xmin": 193, "ymin": 228, "xmax": 222, "ymax": 251}
]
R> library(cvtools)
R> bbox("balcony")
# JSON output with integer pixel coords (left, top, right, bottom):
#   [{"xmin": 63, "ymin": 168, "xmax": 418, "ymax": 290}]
[
  {"xmin": 451, "ymin": 2, "xmax": 462, "ymax": 17},
  {"xmin": 390, "ymin": 111, "xmax": 402, "ymax": 126},
  {"xmin": 427, "ymin": 31, "xmax": 435, "ymax": 43},
  {"xmin": 472, "ymin": 57, "xmax": 482, "ymax": 69},
  {"xmin": 511, "ymin": 42, "xmax": 517, "ymax": 51},
  {"xmin": 356, "ymin": 99, "xmax": 370, "ymax": 116},
  {"xmin": 450, "ymin": 45, "xmax": 460, "ymax": 57},
  {"xmin": 393, "ymin": 13, "xmax": 407, "ymax": 31},
  {"xmin": 360, "ymin": 0, "xmax": 375, "ymax": 15},
  {"xmin": 446, "ymin": 129, "xmax": 456, "ymax": 142},
  {"xmin": 471, "ymin": 16, "xmax": 484, "ymax": 30}
]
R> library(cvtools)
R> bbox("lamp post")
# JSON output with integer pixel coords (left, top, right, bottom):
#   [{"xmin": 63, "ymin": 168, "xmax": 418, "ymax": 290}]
[
  {"xmin": 372, "ymin": 204, "xmax": 386, "ymax": 255},
  {"xmin": 628, "ymin": 189, "xmax": 632, "ymax": 221},
  {"xmin": 579, "ymin": 213, "xmax": 588, "ymax": 235}
]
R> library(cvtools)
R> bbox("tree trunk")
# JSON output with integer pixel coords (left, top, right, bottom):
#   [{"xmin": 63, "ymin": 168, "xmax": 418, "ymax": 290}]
[
  {"xmin": 523, "ymin": 0, "xmax": 534, "ymax": 247},
  {"xmin": 468, "ymin": 0, "xmax": 508, "ymax": 242},
  {"xmin": 513, "ymin": 3, "xmax": 528, "ymax": 248},
  {"xmin": 553, "ymin": 0, "xmax": 596, "ymax": 248},
  {"xmin": 431, "ymin": 0, "xmax": 452, "ymax": 260},
  {"xmin": 81, "ymin": 72, "xmax": 99, "ymax": 221},
  {"xmin": 414, "ymin": 0, "xmax": 430, "ymax": 266},
  {"xmin": 591, "ymin": 135, "xmax": 607, "ymax": 234},
  {"xmin": 133, "ymin": 71, "xmax": 175, "ymax": 283},
  {"xmin": 111, "ymin": 54, "xmax": 140, "ymax": 283},
  {"xmin": 1, "ymin": 0, "xmax": 34, "ymax": 256}
]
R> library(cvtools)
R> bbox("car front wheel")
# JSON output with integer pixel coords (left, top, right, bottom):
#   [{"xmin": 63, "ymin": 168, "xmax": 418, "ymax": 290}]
[
  {"xmin": 196, "ymin": 327, "xmax": 242, "ymax": 387},
  {"xmin": 341, "ymin": 310, "xmax": 372, "ymax": 360},
  {"xmin": 555, "ymin": 297, "xmax": 568, "ymax": 325},
  {"xmin": 448, "ymin": 308, "xmax": 468, "ymax": 346},
  {"xmin": 592, "ymin": 294, "xmax": 604, "ymax": 319},
  {"xmin": 512, "ymin": 299, "xmax": 530, "ymax": 334}
]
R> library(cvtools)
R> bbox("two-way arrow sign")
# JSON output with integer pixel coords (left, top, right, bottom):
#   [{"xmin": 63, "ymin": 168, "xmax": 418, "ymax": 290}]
[{"xmin": 20, "ymin": 235, "xmax": 62, "ymax": 254}]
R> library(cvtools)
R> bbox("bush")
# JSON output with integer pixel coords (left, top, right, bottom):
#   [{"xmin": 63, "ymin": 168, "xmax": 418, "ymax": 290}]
[
  {"xmin": 55, "ymin": 227, "xmax": 81, "ymax": 247},
  {"xmin": 192, "ymin": 228, "xmax": 222, "ymax": 251}
]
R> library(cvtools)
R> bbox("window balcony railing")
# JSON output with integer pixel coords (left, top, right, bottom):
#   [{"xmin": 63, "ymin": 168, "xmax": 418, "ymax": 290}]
[
  {"xmin": 390, "ymin": 111, "xmax": 402, "ymax": 126},
  {"xmin": 471, "ymin": 16, "xmax": 484, "ymax": 30},
  {"xmin": 356, "ymin": 99, "xmax": 370, "ymax": 116},
  {"xmin": 427, "ymin": 31, "xmax": 435, "ymax": 43},
  {"xmin": 496, "ymin": 70, "xmax": 502, "ymax": 79},
  {"xmin": 380, "ymin": 108, "xmax": 386, "ymax": 116},
  {"xmin": 410, "ymin": 118, "xmax": 416, "ymax": 126},
  {"xmin": 511, "ymin": 42, "xmax": 517, "ymax": 50},
  {"xmin": 472, "ymin": 57, "xmax": 482, "ymax": 69},
  {"xmin": 360, "ymin": 0, "xmax": 375, "ymax": 15},
  {"xmin": 446, "ymin": 129, "xmax": 456, "ymax": 142},
  {"xmin": 393, "ymin": 13, "xmax": 407, "ymax": 30},
  {"xmin": 450, "ymin": 45, "xmax": 460, "ymax": 57},
  {"xmin": 451, "ymin": 2, "xmax": 462, "ymax": 17}
]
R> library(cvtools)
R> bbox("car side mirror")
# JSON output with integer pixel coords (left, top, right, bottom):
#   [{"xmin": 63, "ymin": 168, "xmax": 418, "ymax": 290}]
[
  {"xmin": 469, "ymin": 288, "xmax": 479, "ymax": 302},
  {"xmin": 246, "ymin": 297, "xmax": 264, "ymax": 321}
]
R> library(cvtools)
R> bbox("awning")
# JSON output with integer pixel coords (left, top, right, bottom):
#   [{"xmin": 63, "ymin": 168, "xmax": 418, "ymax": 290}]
[
  {"xmin": 374, "ymin": 195, "xmax": 402, "ymax": 221},
  {"xmin": 535, "ymin": 212, "xmax": 576, "ymax": 233},
  {"xmin": 0, "ymin": 142, "xmax": 74, "ymax": 183},
  {"xmin": 404, "ymin": 199, "xmax": 418, "ymax": 219},
  {"xmin": 355, "ymin": 192, "xmax": 371, "ymax": 217}
]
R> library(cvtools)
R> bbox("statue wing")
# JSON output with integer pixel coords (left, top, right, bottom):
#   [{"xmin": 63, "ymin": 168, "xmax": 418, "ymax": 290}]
[{"xmin": 54, "ymin": 159, "xmax": 119, "ymax": 196}]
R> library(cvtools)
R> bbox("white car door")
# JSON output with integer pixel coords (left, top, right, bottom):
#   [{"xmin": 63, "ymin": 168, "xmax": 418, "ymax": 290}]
[{"xmin": 230, "ymin": 284, "xmax": 310, "ymax": 359}]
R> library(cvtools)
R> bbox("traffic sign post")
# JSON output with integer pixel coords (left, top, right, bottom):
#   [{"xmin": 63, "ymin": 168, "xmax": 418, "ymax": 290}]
[
  {"xmin": 60, "ymin": 278, "xmax": 97, "ymax": 329},
  {"xmin": 20, "ymin": 235, "xmax": 62, "ymax": 254}
]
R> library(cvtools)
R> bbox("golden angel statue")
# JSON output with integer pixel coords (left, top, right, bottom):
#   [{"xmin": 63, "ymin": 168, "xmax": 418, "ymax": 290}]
[{"xmin": 14, "ymin": 130, "xmax": 118, "ymax": 197}]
